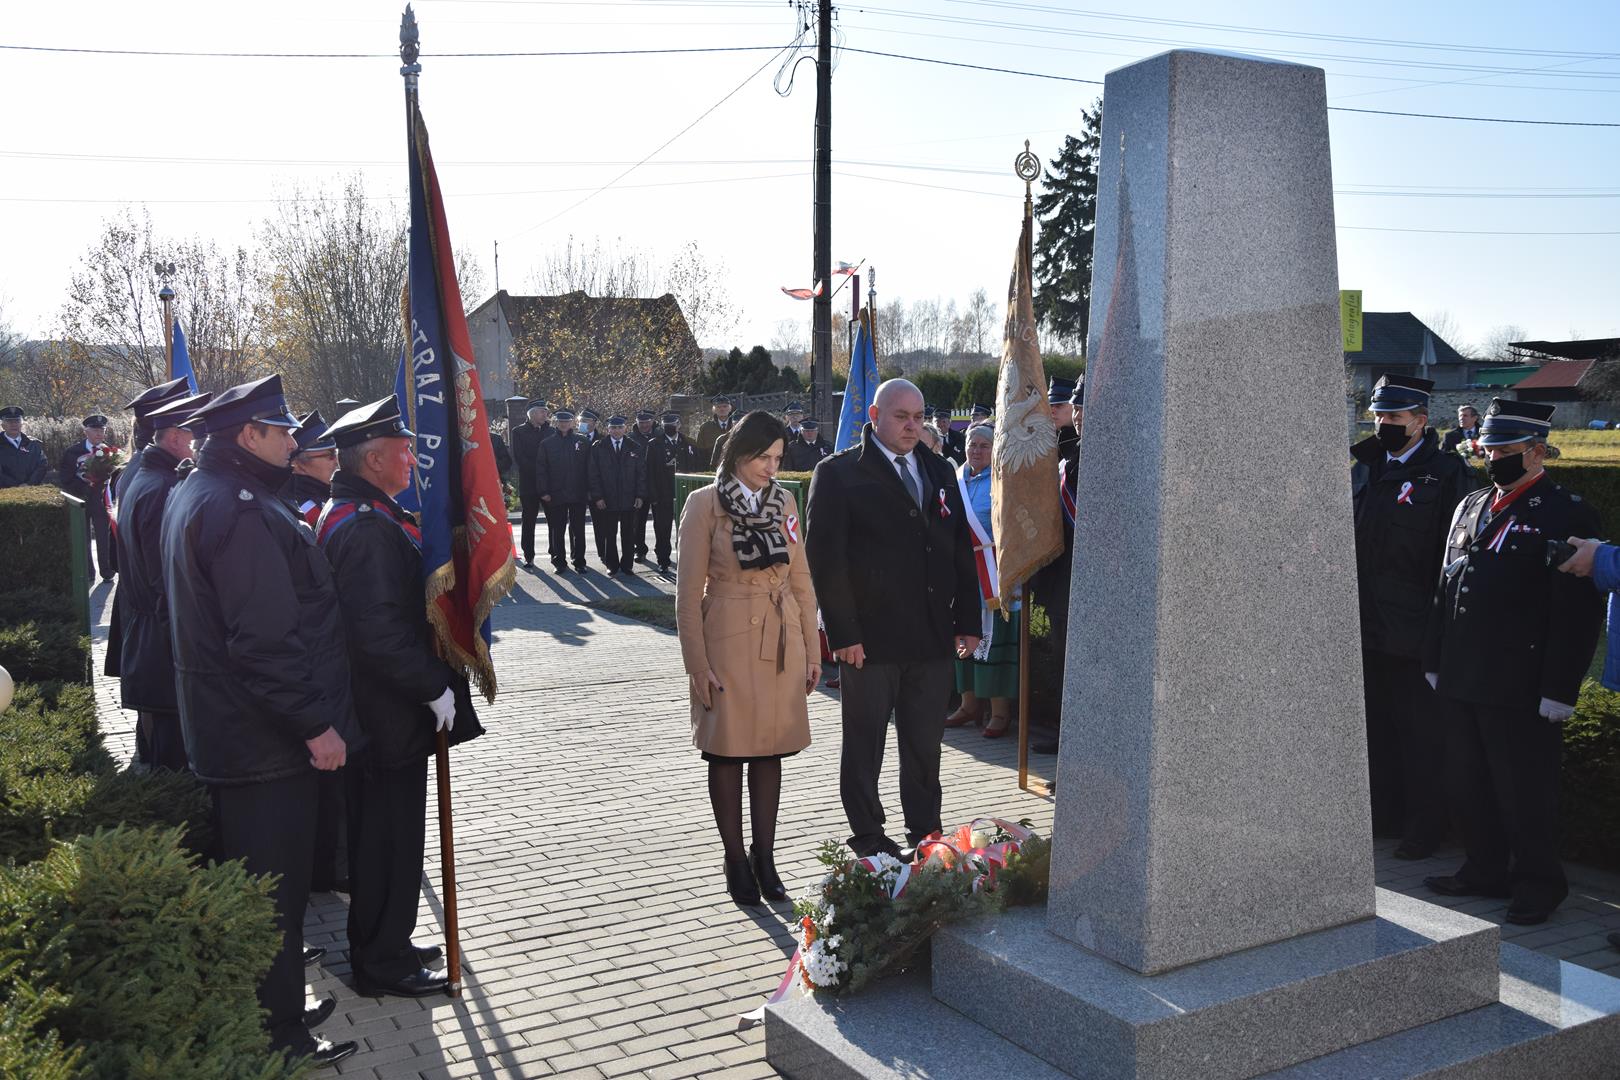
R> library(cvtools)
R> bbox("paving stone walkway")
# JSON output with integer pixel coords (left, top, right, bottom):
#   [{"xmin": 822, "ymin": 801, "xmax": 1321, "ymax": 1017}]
[{"xmin": 86, "ymin": 560, "xmax": 1620, "ymax": 1079}]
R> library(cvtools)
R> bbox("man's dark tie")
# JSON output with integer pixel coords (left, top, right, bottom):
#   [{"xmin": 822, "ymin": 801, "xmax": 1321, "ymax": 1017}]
[{"xmin": 896, "ymin": 454, "xmax": 922, "ymax": 508}]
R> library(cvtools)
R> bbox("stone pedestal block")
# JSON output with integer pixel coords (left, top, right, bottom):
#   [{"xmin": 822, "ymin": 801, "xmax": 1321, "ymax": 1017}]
[{"xmin": 1050, "ymin": 47, "xmax": 1372, "ymax": 976}]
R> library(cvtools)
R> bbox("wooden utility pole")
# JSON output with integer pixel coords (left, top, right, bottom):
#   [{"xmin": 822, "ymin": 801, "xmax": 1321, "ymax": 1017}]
[{"xmin": 811, "ymin": 0, "xmax": 832, "ymax": 421}]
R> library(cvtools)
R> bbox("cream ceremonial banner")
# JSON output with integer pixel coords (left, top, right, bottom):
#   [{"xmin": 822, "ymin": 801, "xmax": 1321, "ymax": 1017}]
[{"xmin": 989, "ymin": 211, "xmax": 1063, "ymax": 607}]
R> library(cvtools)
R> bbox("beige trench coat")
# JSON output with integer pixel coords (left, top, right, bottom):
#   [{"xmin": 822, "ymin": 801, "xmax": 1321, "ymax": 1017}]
[{"xmin": 675, "ymin": 485, "xmax": 818, "ymax": 758}]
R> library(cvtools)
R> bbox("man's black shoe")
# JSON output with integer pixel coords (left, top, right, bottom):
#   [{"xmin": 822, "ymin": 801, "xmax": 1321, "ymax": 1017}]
[
  {"xmin": 415, "ymin": 943, "xmax": 444, "ymax": 966},
  {"xmin": 1032, "ymin": 736, "xmax": 1059, "ymax": 754},
  {"xmin": 1393, "ymin": 840, "xmax": 1438, "ymax": 861},
  {"xmin": 854, "ymin": 836, "xmax": 904, "ymax": 861},
  {"xmin": 303, "ymin": 996, "xmax": 336, "ymax": 1029},
  {"xmin": 552, "ymin": 563, "xmax": 567, "ymax": 573},
  {"xmin": 574, "ymin": 563, "xmax": 588, "ymax": 573},
  {"xmin": 1424, "ymin": 874, "xmax": 1511, "ymax": 899},
  {"xmin": 303, "ymin": 945, "xmax": 326, "ymax": 967},
  {"xmin": 307, "ymin": 1038, "xmax": 360, "ymax": 1070},
  {"xmin": 522, "ymin": 559, "xmax": 535, "ymax": 569},
  {"xmin": 1504, "ymin": 907, "xmax": 1553, "ymax": 926},
  {"xmin": 355, "ymin": 967, "xmax": 451, "ymax": 998}
]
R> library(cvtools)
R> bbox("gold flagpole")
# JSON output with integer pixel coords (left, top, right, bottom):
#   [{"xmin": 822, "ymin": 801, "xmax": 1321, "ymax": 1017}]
[{"xmin": 1013, "ymin": 141, "xmax": 1049, "ymax": 798}]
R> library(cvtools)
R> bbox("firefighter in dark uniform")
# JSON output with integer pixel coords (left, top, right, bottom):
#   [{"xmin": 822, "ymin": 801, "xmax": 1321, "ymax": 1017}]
[
  {"xmin": 116, "ymin": 391, "xmax": 209, "ymax": 773},
  {"xmin": 535, "ymin": 409, "xmax": 592, "ymax": 573},
  {"xmin": 0, "ymin": 406, "xmax": 49, "ymax": 487},
  {"xmin": 508, "ymin": 399, "xmax": 555, "ymax": 568},
  {"xmin": 645, "ymin": 410, "xmax": 699, "ymax": 573},
  {"xmin": 283, "ymin": 410, "xmax": 338, "ymax": 527},
  {"xmin": 588, "ymin": 414, "xmax": 646, "ymax": 575},
  {"xmin": 580, "ymin": 407, "xmax": 603, "ymax": 443},
  {"xmin": 1422, "ymin": 398, "xmax": 1604, "ymax": 926},
  {"xmin": 1350, "ymin": 374, "xmax": 1473, "ymax": 858},
  {"xmin": 58, "ymin": 413, "xmax": 119, "ymax": 581},
  {"xmin": 783, "ymin": 417, "xmax": 833, "ymax": 472},
  {"xmin": 1049, "ymin": 377, "xmax": 1079, "ymax": 462},
  {"xmin": 783, "ymin": 400, "xmax": 806, "ymax": 440},
  {"xmin": 1031, "ymin": 380, "xmax": 1084, "ymax": 755},
  {"xmin": 159, "ymin": 374, "xmax": 360, "ymax": 1067},
  {"xmin": 696, "ymin": 395, "xmax": 735, "ymax": 466},
  {"xmin": 316, "ymin": 396, "xmax": 482, "ymax": 999},
  {"xmin": 628, "ymin": 409, "xmax": 659, "ymax": 559}
]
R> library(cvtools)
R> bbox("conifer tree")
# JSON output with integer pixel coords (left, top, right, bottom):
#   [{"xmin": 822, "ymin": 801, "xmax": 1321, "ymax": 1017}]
[{"xmin": 1033, "ymin": 99, "xmax": 1102, "ymax": 356}]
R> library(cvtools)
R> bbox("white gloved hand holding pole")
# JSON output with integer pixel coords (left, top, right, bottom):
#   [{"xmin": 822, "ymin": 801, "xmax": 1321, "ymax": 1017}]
[
  {"xmin": 1538, "ymin": 697, "xmax": 1575, "ymax": 724},
  {"xmin": 1425, "ymin": 672, "xmax": 1438, "ymax": 691},
  {"xmin": 427, "ymin": 687, "xmax": 456, "ymax": 732}
]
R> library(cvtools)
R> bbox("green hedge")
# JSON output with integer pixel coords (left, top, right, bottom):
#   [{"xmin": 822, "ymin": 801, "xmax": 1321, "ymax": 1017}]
[
  {"xmin": 0, "ymin": 592, "xmax": 90, "ymax": 684},
  {"xmin": 0, "ymin": 827, "xmax": 306, "ymax": 1080},
  {"xmin": 1564, "ymin": 681, "xmax": 1620, "ymax": 869},
  {"xmin": 1544, "ymin": 462, "xmax": 1619, "ymax": 536},
  {"xmin": 0, "ymin": 488, "xmax": 75, "ymax": 599}
]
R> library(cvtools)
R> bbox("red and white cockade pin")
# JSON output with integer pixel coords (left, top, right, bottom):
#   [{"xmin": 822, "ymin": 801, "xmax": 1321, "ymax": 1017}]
[
  {"xmin": 784, "ymin": 514, "xmax": 800, "ymax": 543},
  {"xmin": 937, "ymin": 489, "xmax": 951, "ymax": 518},
  {"xmin": 1396, "ymin": 481, "xmax": 1414, "ymax": 505}
]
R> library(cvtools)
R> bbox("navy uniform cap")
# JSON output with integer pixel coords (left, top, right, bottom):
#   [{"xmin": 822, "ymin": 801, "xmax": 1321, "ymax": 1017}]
[
  {"xmin": 293, "ymin": 410, "xmax": 336, "ymax": 454},
  {"xmin": 1480, "ymin": 398, "xmax": 1555, "ymax": 446},
  {"xmin": 0, "ymin": 406, "xmax": 23, "ymax": 420},
  {"xmin": 553, "ymin": 408, "xmax": 577, "ymax": 421},
  {"xmin": 801, "ymin": 417, "xmax": 821, "ymax": 430},
  {"xmin": 1048, "ymin": 376, "xmax": 1077, "ymax": 405},
  {"xmin": 784, "ymin": 401, "xmax": 805, "ymax": 414},
  {"xmin": 335, "ymin": 397, "xmax": 361, "ymax": 409},
  {"xmin": 581, "ymin": 408, "xmax": 601, "ymax": 422},
  {"xmin": 189, "ymin": 374, "xmax": 301, "ymax": 433},
  {"xmin": 83, "ymin": 414, "xmax": 109, "ymax": 427},
  {"xmin": 711, "ymin": 395, "xmax": 731, "ymax": 405},
  {"xmin": 1369, "ymin": 373, "xmax": 1434, "ymax": 413},
  {"xmin": 923, "ymin": 405, "xmax": 937, "ymax": 420},
  {"xmin": 125, "ymin": 376, "xmax": 191, "ymax": 416},
  {"xmin": 326, "ymin": 397, "xmax": 415, "ymax": 449},
  {"xmin": 147, "ymin": 392, "xmax": 212, "ymax": 431},
  {"xmin": 606, "ymin": 414, "xmax": 628, "ymax": 426},
  {"xmin": 1070, "ymin": 378, "xmax": 1085, "ymax": 408},
  {"xmin": 527, "ymin": 398, "xmax": 551, "ymax": 411},
  {"xmin": 636, "ymin": 409, "xmax": 655, "ymax": 422},
  {"xmin": 970, "ymin": 403, "xmax": 992, "ymax": 417},
  {"xmin": 660, "ymin": 411, "xmax": 680, "ymax": 423}
]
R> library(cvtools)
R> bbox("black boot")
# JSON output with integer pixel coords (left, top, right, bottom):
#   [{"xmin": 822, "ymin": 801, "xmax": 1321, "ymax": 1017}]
[
  {"xmin": 751, "ymin": 844, "xmax": 787, "ymax": 902},
  {"xmin": 725, "ymin": 853, "xmax": 761, "ymax": 906}
]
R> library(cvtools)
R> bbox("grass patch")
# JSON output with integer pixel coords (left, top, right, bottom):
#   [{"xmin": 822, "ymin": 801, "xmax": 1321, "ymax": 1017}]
[
  {"xmin": 1547, "ymin": 429, "xmax": 1620, "ymax": 465},
  {"xmin": 593, "ymin": 596, "xmax": 678, "ymax": 631}
]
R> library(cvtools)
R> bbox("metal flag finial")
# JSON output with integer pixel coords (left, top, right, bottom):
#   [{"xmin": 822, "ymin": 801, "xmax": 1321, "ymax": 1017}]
[
  {"xmin": 400, "ymin": 4, "xmax": 421, "ymax": 77},
  {"xmin": 1014, "ymin": 139, "xmax": 1041, "ymax": 188}
]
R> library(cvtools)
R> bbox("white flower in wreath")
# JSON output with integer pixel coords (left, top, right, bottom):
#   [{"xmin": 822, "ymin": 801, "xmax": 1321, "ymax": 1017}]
[{"xmin": 823, "ymin": 905, "xmax": 836, "ymax": 928}]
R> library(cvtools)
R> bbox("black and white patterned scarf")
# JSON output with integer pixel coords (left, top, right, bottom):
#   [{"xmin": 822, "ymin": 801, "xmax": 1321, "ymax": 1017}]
[{"xmin": 715, "ymin": 473, "xmax": 792, "ymax": 570}]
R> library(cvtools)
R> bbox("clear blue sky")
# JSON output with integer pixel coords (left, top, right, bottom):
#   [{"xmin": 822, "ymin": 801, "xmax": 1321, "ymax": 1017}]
[{"xmin": 1, "ymin": 0, "xmax": 1615, "ymax": 355}]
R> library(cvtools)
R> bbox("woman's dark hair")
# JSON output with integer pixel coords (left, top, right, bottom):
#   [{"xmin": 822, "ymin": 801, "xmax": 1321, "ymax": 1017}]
[{"xmin": 718, "ymin": 410, "xmax": 789, "ymax": 478}]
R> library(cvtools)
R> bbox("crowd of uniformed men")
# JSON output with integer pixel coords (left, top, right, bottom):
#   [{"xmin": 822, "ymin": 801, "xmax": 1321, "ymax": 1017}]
[{"xmin": 2, "ymin": 363, "xmax": 1616, "ymax": 1063}]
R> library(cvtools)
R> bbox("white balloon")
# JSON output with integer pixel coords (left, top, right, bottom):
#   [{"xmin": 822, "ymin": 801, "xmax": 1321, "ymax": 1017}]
[{"xmin": 0, "ymin": 665, "xmax": 12, "ymax": 713}]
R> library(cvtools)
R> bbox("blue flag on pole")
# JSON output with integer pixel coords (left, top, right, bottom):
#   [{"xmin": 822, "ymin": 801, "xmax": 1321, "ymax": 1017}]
[
  {"xmin": 171, "ymin": 319, "xmax": 198, "ymax": 395},
  {"xmin": 835, "ymin": 310, "xmax": 878, "ymax": 452},
  {"xmin": 392, "ymin": 346, "xmax": 420, "ymax": 514}
]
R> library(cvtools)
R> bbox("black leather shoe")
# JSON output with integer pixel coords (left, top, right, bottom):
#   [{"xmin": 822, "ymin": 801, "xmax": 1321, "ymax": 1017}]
[
  {"xmin": 1504, "ymin": 907, "xmax": 1553, "ymax": 926},
  {"xmin": 303, "ymin": 996, "xmax": 336, "ymax": 1029},
  {"xmin": 751, "ymin": 845, "xmax": 788, "ymax": 902},
  {"xmin": 1393, "ymin": 840, "xmax": 1438, "ymax": 861},
  {"xmin": 725, "ymin": 854, "xmax": 761, "ymax": 906},
  {"xmin": 856, "ymin": 836, "xmax": 903, "ymax": 861},
  {"xmin": 308, "ymin": 1038, "xmax": 360, "ymax": 1070},
  {"xmin": 1424, "ymin": 874, "xmax": 1511, "ymax": 899},
  {"xmin": 303, "ymin": 945, "xmax": 326, "ymax": 967},
  {"xmin": 1032, "ymin": 736, "xmax": 1059, "ymax": 754},
  {"xmin": 415, "ymin": 943, "xmax": 444, "ymax": 966},
  {"xmin": 355, "ymin": 967, "xmax": 451, "ymax": 998}
]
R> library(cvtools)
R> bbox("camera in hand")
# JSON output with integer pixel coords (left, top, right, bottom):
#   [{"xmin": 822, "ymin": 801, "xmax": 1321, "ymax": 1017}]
[{"xmin": 1545, "ymin": 538, "xmax": 1578, "ymax": 568}]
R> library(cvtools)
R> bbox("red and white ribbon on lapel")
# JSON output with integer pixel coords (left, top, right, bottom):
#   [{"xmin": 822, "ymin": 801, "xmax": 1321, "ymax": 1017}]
[{"xmin": 1396, "ymin": 481, "xmax": 1414, "ymax": 505}]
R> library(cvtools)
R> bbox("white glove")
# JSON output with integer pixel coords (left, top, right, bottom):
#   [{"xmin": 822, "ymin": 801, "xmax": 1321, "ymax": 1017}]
[
  {"xmin": 427, "ymin": 687, "xmax": 456, "ymax": 732},
  {"xmin": 1538, "ymin": 697, "xmax": 1575, "ymax": 723},
  {"xmin": 1424, "ymin": 672, "xmax": 1438, "ymax": 691}
]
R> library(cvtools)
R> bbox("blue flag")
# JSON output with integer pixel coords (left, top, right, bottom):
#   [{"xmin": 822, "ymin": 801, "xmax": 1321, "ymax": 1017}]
[
  {"xmin": 171, "ymin": 319, "xmax": 198, "ymax": 394},
  {"xmin": 836, "ymin": 310, "xmax": 878, "ymax": 452}
]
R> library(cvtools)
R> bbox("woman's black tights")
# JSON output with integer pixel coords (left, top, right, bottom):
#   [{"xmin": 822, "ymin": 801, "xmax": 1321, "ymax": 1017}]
[{"xmin": 708, "ymin": 759, "xmax": 782, "ymax": 861}]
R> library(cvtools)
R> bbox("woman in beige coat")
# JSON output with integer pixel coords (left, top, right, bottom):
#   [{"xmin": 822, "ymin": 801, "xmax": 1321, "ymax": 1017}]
[{"xmin": 676, "ymin": 411, "xmax": 820, "ymax": 906}]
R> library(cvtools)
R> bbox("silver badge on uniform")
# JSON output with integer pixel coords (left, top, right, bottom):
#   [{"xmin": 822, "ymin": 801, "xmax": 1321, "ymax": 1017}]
[
  {"xmin": 1529, "ymin": 496, "xmax": 1541, "ymax": 507},
  {"xmin": 238, "ymin": 489, "xmax": 253, "ymax": 501}
]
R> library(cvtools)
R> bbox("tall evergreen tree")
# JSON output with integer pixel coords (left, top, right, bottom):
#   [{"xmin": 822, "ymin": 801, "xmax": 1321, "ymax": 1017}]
[{"xmin": 1033, "ymin": 99, "xmax": 1102, "ymax": 356}]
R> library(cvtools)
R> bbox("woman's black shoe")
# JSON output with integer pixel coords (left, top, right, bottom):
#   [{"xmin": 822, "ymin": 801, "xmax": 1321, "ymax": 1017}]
[
  {"xmin": 725, "ymin": 854, "xmax": 761, "ymax": 906},
  {"xmin": 751, "ymin": 845, "xmax": 788, "ymax": 902}
]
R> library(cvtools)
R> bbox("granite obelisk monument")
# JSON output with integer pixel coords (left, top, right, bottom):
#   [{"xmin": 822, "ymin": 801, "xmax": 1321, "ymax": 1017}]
[{"xmin": 766, "ymin": 48, "xmax": 1620, "ymax": 1079}]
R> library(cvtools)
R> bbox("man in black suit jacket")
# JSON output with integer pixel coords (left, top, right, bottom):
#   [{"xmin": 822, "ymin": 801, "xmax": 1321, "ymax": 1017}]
[
  {"xmin": 806, "ymin": 379, "xmax": 981, "ymax": 859},
  {"xmin": 587, "ymin": 415, "xmax": 646, "ymax": 575},
  {"xmin": 508, "ymin": 400, "xmax": 555, "ymax": 568}
]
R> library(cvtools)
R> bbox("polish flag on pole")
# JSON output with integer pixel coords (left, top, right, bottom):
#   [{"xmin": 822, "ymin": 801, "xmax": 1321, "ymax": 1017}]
[{"xmin": 781, "ymin": 280, "xmax": 824, "ymax": 300}]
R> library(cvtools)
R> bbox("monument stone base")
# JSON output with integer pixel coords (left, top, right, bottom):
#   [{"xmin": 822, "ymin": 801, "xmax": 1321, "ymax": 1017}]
[{"xmin": 764, "ymin": 890, "xmax": 1620, "ymax": 1079}]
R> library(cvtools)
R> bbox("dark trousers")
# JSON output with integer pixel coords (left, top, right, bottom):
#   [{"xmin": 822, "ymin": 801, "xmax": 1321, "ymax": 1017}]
[
  {"xmin": 345, "ymin": 757, "xmax": 429, "ymax": 984},
  {"xmin": 87, "ymin": 499, "xmax": 116, "ymax": 580},
  {"xmin": 632, "ymin": 500, "xmax": 651, "ymax": 557},
  {"xmin": 598, "ymin": 508, "xmax": 636, "ymax": 572},
  {"xmin": 138, "ymin": 710, "xmax": 189, "ymax": 772},
  {"xmin": 591, "ymin": 506, "xmax": 609, "ymax": 564},
  {"xmin": 311, "ymin": 770, "xmax": 348, "ymax": 893},
  {"xmin": 546, "ymin": 501, "xmax": 587, "ymax": 568},
  {"xmin": 210, "ymin": 772, "xmax": 318, "ymax": 1054},
  {"xmin": 838, "ymin": 657, "xmax": 953, "ymax": 852},
  {"xmin": 650, "ymin": 496, "xmax": 676, "ymax": 568},
  {"xmin": 518, "ymin": 489, "xmax": 541, "ymax": 563},
  {"xmin": 1362, "ymin": 649, "xmax": 1447, "ymax": 846},
  {"xmin": 1443, "ymin": 696, "xmax": 1568, "ymax": 914}
]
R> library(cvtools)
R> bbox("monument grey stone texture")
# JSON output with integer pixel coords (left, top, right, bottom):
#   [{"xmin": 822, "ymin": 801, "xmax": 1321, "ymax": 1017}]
[
  {"xmin": 765, "ymin": 47, "xmax": 1620, "ymax": 1079},
  {"xmin": 1047, "ymin": 46, "xmax": 1371, "ymax": 976}
]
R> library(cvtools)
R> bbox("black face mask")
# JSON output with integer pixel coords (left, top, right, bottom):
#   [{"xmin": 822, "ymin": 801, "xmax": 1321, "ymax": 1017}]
[
  {"xmin": 663, "ymin": 425, "xmax": 679, "ymax": 437},
  {"xmin": 1375, "ymin": 421, "xmax": 1414, "ymax": 454},
  {"xmin": 1486, "ymin": 451, "xmax": 1528, "ymax": 487}
]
